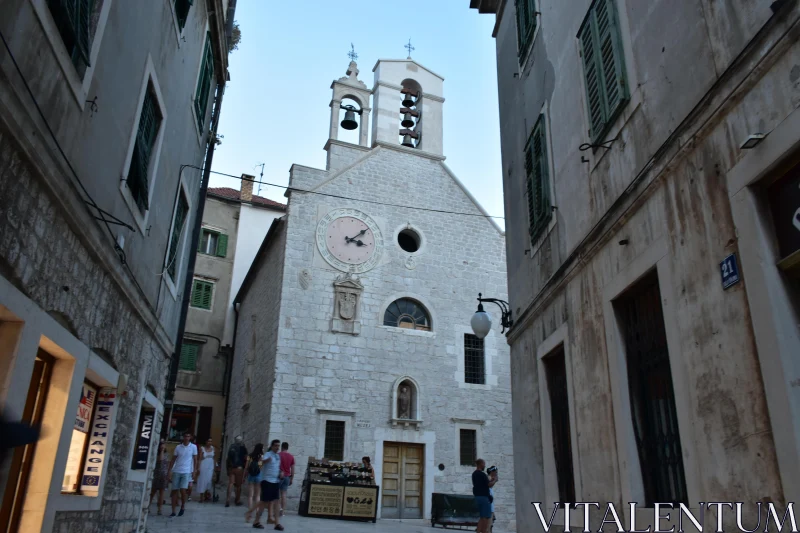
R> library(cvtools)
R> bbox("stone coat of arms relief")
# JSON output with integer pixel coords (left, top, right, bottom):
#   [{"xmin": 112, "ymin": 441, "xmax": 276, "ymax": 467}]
[{"xmin": 331, "ymin": 273, "xmax": 364, "ymax": 335}]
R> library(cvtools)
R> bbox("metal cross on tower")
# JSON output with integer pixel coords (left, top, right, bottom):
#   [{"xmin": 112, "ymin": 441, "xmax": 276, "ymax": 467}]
[
  {"xmin": 405, "ymin": 38, "xmax": 414, "ymax": 59},
  {"xmin": 348, "ymin": 43, "xmax": 358, "ymax": 62}
]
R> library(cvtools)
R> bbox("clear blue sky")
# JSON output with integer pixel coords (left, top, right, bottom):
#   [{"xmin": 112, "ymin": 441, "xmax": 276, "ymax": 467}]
[{"xmin": 210, "ymin": 1, "xmax": 504, "ymax": 229}]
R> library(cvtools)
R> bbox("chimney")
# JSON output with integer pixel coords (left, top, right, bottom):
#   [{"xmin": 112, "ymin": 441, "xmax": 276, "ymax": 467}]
[{"xmin": 240, "ymin": 174, "xmax": 254, "ymax": 203}]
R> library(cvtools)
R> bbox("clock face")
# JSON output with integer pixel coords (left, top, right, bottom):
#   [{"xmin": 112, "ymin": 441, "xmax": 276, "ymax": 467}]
[{"xmin": 316, "ymin": 209, "xmax": 383, "ymax": 273}]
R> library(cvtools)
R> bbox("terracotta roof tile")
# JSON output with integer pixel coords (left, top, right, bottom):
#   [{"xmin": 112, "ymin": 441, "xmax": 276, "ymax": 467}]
[{"xmin": 207, "ymin": 187, "xmax": 286, "ymax": 210}]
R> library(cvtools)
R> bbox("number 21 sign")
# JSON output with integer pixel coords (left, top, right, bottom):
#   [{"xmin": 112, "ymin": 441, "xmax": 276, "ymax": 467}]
[{"xmin": 720, "ymin": 253, "xmax": 740, "ymax": 290}]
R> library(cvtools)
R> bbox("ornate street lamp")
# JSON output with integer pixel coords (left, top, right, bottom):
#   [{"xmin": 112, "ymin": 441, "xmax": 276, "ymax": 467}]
[{"xmin": 470, "ymin": 293, "xmax": 513, "ymax": 339}]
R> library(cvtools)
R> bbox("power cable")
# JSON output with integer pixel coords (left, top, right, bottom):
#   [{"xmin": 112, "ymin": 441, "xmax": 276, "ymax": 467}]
[{"xmin": 190, "ymin": 166, "xmax": 507, "ymax": 220}]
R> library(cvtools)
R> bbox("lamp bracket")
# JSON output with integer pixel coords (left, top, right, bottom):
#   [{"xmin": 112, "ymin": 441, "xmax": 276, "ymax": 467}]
[{"xmin": 476, "ymin": 292, "xmax": 514, "ymax": 334}]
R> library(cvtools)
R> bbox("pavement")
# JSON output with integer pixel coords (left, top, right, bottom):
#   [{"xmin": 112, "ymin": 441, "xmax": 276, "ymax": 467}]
[{"xmin": 144, "ymin": 498, "xmax": 513, "ymax": 533}]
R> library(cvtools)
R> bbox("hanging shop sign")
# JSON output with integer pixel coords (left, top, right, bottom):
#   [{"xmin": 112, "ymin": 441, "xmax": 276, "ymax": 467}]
[
  {"xmin": 132, "ymin": 409, "xmax": 155, "ymax": 470},
  {"xmin": 80, "ymin": 388, "xmax": 117, "ymax": 494}
]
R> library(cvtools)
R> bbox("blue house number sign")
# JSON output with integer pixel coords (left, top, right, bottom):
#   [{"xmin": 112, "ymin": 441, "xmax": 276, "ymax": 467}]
[{"xmin": 720, "ymin": 253, "xmax": 740, "ymax": 290}]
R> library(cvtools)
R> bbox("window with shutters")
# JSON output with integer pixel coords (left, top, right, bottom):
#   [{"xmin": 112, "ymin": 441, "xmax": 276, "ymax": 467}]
[
  {"xmin": 46, "ymin": 0, "xmax": 94, "ymax": 74},
  {"xmin": 459, "ymin": 429, "xmax": 477, "ymax": 466},
  {"xmin": 166, "ymin": 191, "xmax": 189, "ymax": 282},
  {"xmin": 194, "ymin": 33, "xmax": 215, "ymax": 133},
  {"xmin": 515, "ymin": 0, "xmax": 538, "ymax": 65},
  {"xmin": 464, "ymin": 334, "xmax": 486, "ymax": 385},
  {"xmin": 525, "ymin": 115, "xmax": 551, "ymax": 242},
  {"xmin": 173, "ymin": 0, "xmax": 194, "ymax": 32},
  {"xmin": 127, "ymin": 84, "xmax": 163, "ymax": 214},
  {"xmin": 199, "ymin": 229, "xmax": 228, "ymax": 257},
  {"xmin": 190, "ymin": 279, "xmax": 214, "ymax": 310},
  {"xmin": 179, "ymin": 342, "xmax": 200, "ymax": 371},
  {"xmin": 578, "ymin": 0, "xmax": 629, "ymax": 144}
]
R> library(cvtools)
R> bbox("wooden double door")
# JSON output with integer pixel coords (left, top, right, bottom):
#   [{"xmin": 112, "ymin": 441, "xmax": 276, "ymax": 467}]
[{"xmin": 381, "ymin": 442, "xmax": 424, "ymax": 519}]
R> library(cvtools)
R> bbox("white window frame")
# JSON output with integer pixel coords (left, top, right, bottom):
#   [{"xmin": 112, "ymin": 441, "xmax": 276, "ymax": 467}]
[
  {"xmin": 317, "ymin": 409, "xmax": 354, "ymax": 461},
  {"xmin": 164, "ymin": 174, "xmax": 193, "ymax": 299},
  {"xmin": 516, "ymin": 0, "xmax": 541, "ymax": 76},
  {"xmin": 602, "ymin": 237, "xmax": 702, "ymax": 527},
  {"xmin": 198, "ymin": 226, "xmax": 223, "ymax": 256},
  {"xmin": 126, "ymin": 384, "xmax": 164, "ymax": 484},
  {"xmin": 453, "ymin": 419, "xmax": 483, "ymax": 471},
  {"xmin": 118, "ymin": 55, "xmax": 168, "ymax": 234},
  {"xmin": 166, "ymin": 0, "xmax": 191, "ymax": 46},
  {"xmin": 189, "ymin": 21, "xmax": 213, "ymax": 147},
  {"xmin": 536, "ymin": 323, "xmax": 583, "ymax": 526},
  {"xmin": 29, "ymin": 0, "xmax": 114, "ymax": 109},
  {"xmin": 453, "ymin": 324, "xmax": 498, "ymax": 390}
]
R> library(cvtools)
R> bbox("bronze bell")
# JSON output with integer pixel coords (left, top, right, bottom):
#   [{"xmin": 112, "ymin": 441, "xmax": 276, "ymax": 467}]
[
  {"xmin": 401, "ymin": 113, "xmax": 415, "ymax": 128},
  {"xmin": 401, "ymin": 92, "xmax": 415, "ymax": 108},
  {"xmin": 340, "ymin": 106, "xmax": 358, "ymax": 130},
  {"xmin": 401, "ymin": 134, "xmax": 415, "ymax": 147}
]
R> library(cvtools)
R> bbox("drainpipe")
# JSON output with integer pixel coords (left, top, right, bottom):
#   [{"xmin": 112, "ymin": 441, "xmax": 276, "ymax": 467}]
[{"xmin": 161, "ymin": 80, "xmax": 225, "ymax": 440}]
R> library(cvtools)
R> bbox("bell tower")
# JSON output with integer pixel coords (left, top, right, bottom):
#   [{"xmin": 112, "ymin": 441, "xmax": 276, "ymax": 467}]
[
  {"xmin": 371, "ymin": 58, "xmax": 445, "ymax": 156},
  {"xmin": 327, "ymin": 57, "xmax": 372, "ymax": 148}
]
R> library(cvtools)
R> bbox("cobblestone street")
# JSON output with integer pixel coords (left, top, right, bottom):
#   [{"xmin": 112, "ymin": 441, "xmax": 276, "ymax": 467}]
[{"xmin": 143, "ymin": 499, "xmax": 512, "ymax": 533}]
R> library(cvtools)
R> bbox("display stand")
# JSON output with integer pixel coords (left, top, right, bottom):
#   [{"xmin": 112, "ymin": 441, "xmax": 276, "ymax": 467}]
[{"xmin": 298, "ymin": 457, "xmax": 379, "ymax": 522}]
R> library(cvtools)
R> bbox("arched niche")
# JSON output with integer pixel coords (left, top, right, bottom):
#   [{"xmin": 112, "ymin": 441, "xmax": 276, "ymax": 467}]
[
  {"xmin": 391, "ymin": 375, "xmax": 422, "ymax": 430},
  {"xmin": 337, "ymin": 96, "xmax": 363, "ymax": 145}
]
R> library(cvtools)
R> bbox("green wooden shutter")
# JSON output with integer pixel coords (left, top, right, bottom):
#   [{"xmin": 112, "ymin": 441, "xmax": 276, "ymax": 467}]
[
  {"xmin": 167, "ymin": 194, "xmax": 189, "ymax": 280},
  {"xmin": 579, "ymin": 13, "xmax": 605, "ymax": 141},
  {"xmin": 179, "ymin": 343, "xmax": 198, "ymax": 371},
  {"xmin": 194, "ymin": 34, "xmax": 214, "ymax": 132},
  {"xmin": 515, "ymin": 0, "xmax": 537, "ymax": 60},
  {"xmin": 595, "ymin": 0, "xmax": 628, "ymax": 120},
  {"xmin": 215, "ymin": 234, "xmax": 228, "ymax": 257},
  {"xmin": 201, "ymin": 282, "xmax": 213, "ymax": 309},
  {"xmin": 525, "ymin": 116, "xmax": 551, "ymax": 241},
  {"xmin": 129, "ymin": 89, "xmax": 161, "ymax": 212},
  {"xmin": 191, "ymin": 280, "xmax": 204, "ymax": 307},
  {"xmin": 198, "ymin": 229, "xmax": 205, "ymax": 252}
]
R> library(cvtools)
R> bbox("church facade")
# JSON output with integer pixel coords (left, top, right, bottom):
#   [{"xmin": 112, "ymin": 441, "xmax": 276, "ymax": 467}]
[{"xmin": 224, "ymin": 58, "xmax": 515, "ymax": 526}]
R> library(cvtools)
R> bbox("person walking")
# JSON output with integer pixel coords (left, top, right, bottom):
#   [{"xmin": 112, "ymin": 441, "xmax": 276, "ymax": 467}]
[
  {"xmin": 149, "ymin": 440, "xmax": 169, "ymax": 515},
  {"xmin": 196, "ymin": 438, "xmax": 215, "ymax": 502},
  {"xmin": 226, "ymin": 435, "xmax": 248, "ymax": 507},
  {"xmin": 472, "ymin": 459, "xmax": 497, "ymax": 533},
  {"xmin": 244, "ymin": 443, "xmax": 264, "ymax": 510},
  {"xmin": 167, "ymin": 432, "xmax": 198, "ymax": 517},
  {"xmin": 247, "ymin": 439, "xmax": 283, "ymax": 530},
  {"xmin": 278, "ymin": 442, "xmax": 295, "ymax": 516}
]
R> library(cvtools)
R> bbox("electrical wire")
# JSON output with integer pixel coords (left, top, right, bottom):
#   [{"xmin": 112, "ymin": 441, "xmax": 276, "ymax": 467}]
[
  {"xmin": 188, "ymin": 166, "xmax": 507, "ymax": 220},
  {"xmin": 0, "ymin": 29, "xmax": 150, "ymax": 302}
]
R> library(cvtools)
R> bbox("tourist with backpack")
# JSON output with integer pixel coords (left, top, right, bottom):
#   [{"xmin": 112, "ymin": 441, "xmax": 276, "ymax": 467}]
[
  {"xmin": 244, "ymin": 443, "xmax": 264, "ymax": 510},
  {"xmin": 225, "ymin": 435, "xmax": 248, "ymax": 507}
]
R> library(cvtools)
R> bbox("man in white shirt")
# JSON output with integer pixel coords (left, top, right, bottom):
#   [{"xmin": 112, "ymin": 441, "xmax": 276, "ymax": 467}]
[{"xmin": 168, "ymin": 432, "xmax": 198, "ymax": 517}]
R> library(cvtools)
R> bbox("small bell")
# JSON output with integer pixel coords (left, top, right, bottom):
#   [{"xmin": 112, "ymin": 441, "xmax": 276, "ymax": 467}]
[
  {"xmin": 401, "ymin": 134, "xmax": 415, "ymax": 147},
  {"xmin": 401, "ymin": 113, "xmax": 415, "ymax": 128},
  {"xmin": 401, "ymin": 92, "xmax": 415, "ymax": 108},
  {"xmin": 340, "ymin": 107, "xmax": 358, "ymax": 130}
]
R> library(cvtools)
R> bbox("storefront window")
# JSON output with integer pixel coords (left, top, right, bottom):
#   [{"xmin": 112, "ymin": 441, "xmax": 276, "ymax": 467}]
[
  {"xmin": 62, "ymin": 381, "xmax": 98, "ymax": 493},
  {"xmin": 167, "ymin": 404, "xmax": 196, "ymax": 442}
]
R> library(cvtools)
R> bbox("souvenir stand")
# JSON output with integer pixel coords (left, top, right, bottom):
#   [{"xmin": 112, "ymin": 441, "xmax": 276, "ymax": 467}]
[{"xmin": 298, "ymin": 457, "xmax": 379, "ymax": 522}]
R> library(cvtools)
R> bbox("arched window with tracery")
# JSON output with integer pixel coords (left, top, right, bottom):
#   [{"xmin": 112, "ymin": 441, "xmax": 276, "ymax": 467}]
[{"xmin": 383, "ymin": 298, "xmax": 431, "ymax": 331}]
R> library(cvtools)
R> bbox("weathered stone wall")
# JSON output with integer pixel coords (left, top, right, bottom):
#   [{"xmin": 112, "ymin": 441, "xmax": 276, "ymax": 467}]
[
  {"xmin": 225, "ymin": 219, "xmax": 287, "ymax": 449},
  {"xmin": 0, "ymin": 121, "xmax": 170, "ymax": 532}
]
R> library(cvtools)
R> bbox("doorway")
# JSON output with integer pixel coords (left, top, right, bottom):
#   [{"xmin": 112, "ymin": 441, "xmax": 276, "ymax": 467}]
[
  {"xmin": 0, "ymin": 349, "xmax": 55, "ymax": 533},
  {"xmin": 381, "ymin": 442, "xmax": 423, "ymax": 519}
]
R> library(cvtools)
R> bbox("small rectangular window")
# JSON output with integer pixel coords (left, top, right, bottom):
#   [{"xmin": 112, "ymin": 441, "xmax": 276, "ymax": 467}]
[
  {"xmin": 198, "ymin": 229, "xmax": 228, "ymax": 257},
  {"xmin": 173, "ymin": 0, "xmax": 193, "ymax": 31},
  {"xmin": 464, "ymin": 334, "xmax": 485, "ymax": 385},
  {"xmin": 179, "ymin": 342, "xmax": 200, "ymax": 371},
  {"xmin": 324, "ymin": 420, "xmax": 345, "ymax": 461},
  {"xmin": 127, "ymin": 85, "xmax": 162, "ymax": 213},
  {"xmin": 46, "ymin": 0, "xmax": 93, "ymax": 72},
  {"xmin": 459, "ymin": 429, "xmax": 477, "ymax": 466},
  {"xmin": 577, "ymin": 0, "xmax": 629, "ymax": 143},
  {"xmin": 194, "ymin": 33, "xmax": 215, "ymax": 133},
  {"xmin": 166, "ymin": 192, "xmax": 189, "ymax": 281},
  {"xmin": 190, "ymin": 279, "xmax": 214, "ymax": 310},
  {"xmin": 525, "ymin": 114, "xmax": 551, "ymax": 242},
  {"xmin": 515, "ymin": 0, "xmax": 537, "ymax": 63}
]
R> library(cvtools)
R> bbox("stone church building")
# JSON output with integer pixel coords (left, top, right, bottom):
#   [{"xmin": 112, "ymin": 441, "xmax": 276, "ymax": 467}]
[{"xmin": 224, "ymin": 58, "xmax": 515, "ymax": 525}]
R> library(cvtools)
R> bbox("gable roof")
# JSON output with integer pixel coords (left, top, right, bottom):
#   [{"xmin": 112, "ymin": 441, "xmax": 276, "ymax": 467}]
[{"xmin": 208, "ymin": 187, "xmax": 286, "ymax": 210}]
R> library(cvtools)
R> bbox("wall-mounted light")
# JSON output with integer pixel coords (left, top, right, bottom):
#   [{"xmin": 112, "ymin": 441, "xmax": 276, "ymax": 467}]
[
  {"xmin": 470, "ymin": 293, "xmax": 513, "ymax": 339},
  {"xmin": 740, "ymin": 133, "xmax": 766, "ymax": 149}
]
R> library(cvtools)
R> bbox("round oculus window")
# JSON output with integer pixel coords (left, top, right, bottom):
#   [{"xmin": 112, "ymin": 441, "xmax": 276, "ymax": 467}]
[{"xmin": 398, "ymin": 229, "xmax": 421, "ymax": 253}]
